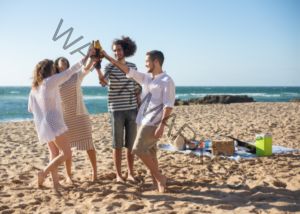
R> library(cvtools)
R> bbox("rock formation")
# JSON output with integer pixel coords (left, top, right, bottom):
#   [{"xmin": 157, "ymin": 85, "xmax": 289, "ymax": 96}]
[{"xmin": 174, "ymin": 95, "xmax": 255, "ymax": 106}]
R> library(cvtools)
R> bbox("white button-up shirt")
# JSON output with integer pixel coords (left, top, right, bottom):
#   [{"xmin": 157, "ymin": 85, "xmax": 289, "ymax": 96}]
[{"xmin": 127, "ymin": 68, "xmax": 175, "ymax": 126}]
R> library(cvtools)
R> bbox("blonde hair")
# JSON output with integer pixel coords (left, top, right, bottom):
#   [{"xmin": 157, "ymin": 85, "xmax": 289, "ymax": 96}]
[{"xmin": 31, "ymin": 59, "xmax": 54, "ymax": 90}]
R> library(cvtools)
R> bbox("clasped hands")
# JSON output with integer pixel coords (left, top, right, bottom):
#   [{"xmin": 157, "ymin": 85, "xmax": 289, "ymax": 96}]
[{"xmin": 91, "ymin": 40, "xmax": 105, "ymax": 69}]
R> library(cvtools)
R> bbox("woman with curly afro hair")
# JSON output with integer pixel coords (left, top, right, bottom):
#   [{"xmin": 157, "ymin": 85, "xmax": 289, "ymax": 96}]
[{"xmin": 94, "ymin": 36, "xmax": 141, "ymax": 183}]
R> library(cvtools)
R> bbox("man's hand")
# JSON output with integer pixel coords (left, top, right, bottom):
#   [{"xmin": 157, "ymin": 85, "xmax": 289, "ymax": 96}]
[
  {"xmin": 93, "ymin": 59, "xmax": 102, "ymax": 69},
  {"xmin": 82, "ymin": 47, "xmax": 96, "ymax": 64},
  {"xmin": 101, "ymin": 50, "xmax": 112, "ymax": 62},
  {"xmin": 154, "ymin": 123, "xmax": 165, "ymax": 139},
  {"xmin": 89, "ymin": 48, "xmax": 96, "ymax": 58},
  {"xmin": 101, "ymin": 50, "xmax": 130, "ymax": 74}
]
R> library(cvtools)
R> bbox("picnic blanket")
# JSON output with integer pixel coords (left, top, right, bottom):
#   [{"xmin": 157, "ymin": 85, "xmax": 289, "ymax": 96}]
[{"xmin": 159, "ymin": 140, "xmax": 298, "ymax": 161}]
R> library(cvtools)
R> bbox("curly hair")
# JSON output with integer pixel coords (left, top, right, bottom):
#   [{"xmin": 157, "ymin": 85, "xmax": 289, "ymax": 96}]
[
  {"xmin": 31, "ymin": 59, "xmax": 54, "ymax": 90},
  {"xmin": 112, "ymin": 36, "xmax": 137, "ymax": 57},
  {"xmin": 54, "ymin": 57, "xmax": 70, "ymax": 74}
]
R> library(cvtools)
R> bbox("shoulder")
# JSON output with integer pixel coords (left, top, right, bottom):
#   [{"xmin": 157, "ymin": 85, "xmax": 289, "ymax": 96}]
[
  {"xmin": 163, "ymin": 73, "xmax": 174, "ymax": 82},
  {"xmin": 104, "ymin": 63, "xmax": 114, "ymax": 68},
  {"xmin": 162, "ymin": 73, "xmax": 175, "ymax": 86},
  {"xmin": 104, "ymin": 63, "xmax": 115, "ymax": 71}
]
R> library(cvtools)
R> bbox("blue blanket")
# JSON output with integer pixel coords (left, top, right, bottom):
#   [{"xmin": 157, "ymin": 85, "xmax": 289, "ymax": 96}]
[{"xmin": 159, "ymin": 140, "xmax": 298, "ymax": 161}]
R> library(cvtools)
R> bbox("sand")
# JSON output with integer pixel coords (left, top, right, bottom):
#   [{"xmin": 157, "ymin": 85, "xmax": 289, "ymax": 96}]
[{"xmin": 0, "ymin": 103, "xmax": 299, "ymax": 214}]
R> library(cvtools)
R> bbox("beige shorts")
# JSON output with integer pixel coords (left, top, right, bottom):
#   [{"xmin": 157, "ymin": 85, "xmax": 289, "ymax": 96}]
[{"xmin": 132, "ymin": 125, "xmax": 158, "ymax": 159}]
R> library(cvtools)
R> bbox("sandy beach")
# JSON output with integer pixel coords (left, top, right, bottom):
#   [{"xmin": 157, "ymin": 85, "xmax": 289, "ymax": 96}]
[{"xmin": 0, "ymin": 103, "xmax": 299, "ymax": 214}]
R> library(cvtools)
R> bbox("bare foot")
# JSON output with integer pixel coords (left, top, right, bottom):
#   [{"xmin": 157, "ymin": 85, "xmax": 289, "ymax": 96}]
[
  {"xmin": 114, "ymin": 176, "xmax": 125, "ymax": 183},
  {"xmin": 127, "ymin": 174, "xmax": 139, "ymax": 184},
  {"xmin": 65, "ymin": 177, "xmax": 73, "ymax": 184},
  {"xmin": 53, "ymin": 183, "xmax": 70, "ymax": 189},
  {"xmin": 37, "ymin": 171, "xmax": 45, "ymax": 187},
  {"xmin": 91, "ymin": 173, "xmax": 97, "ymax": 182},
  {"xmin": 144, "ymin": 184, "xmax": 158, "ymax": 191},
  {"xmin": 157, "ymin": 175, "xmax": 167, "ymax": 193}
]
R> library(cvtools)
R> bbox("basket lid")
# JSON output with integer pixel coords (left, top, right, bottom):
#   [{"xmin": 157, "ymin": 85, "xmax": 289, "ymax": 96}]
[{"xmin": 255, "ymin": 134, "xmax": 272, "ymax": 138}]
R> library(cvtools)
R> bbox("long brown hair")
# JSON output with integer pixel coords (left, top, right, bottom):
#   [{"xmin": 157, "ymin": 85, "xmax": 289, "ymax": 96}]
[{"xmin": 31, "ymin": 59, "xmax": 54, "ymax": 90}]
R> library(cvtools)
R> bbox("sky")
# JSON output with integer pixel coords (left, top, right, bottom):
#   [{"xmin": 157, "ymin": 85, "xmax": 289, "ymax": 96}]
[{"xmin": 0, "ymin": 0, "xmax": 299, "ymax": 86}]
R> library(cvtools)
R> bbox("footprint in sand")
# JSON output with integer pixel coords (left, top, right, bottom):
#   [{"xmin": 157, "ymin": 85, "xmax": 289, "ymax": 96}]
[
  {"xmin": 105, "ymin": 193, "xmax": 126, "ymax": 199},
  {"xmin": 272, "ymin": 180, "xmax": 287, "ymax": 188},
  {"xmin": 123, "ymin": 204, "xmax": 145, "ymax": 212},
  {"xmin": 0, "ymin": 194, "xmax": 11, "ymax": 197},
  {"xmin": 12, "ymin": 180, "xmax": 23, "ymax": 184},
  {"xmin": 17, "ymin": 193, "xmax": 24, "ymax": 197},
  {"xmin": 0, "ymin": 205, "xmax": 10, "ymax": 212},
  {"xmin": 215, "ymin": 204, "xmax": 236, "ymax": 210}
]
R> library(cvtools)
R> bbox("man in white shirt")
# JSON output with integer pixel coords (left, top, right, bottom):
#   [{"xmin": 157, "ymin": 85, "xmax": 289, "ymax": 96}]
[{"xmin": 101, "ymin": 50, "xmax": 175, "ymax": 193}]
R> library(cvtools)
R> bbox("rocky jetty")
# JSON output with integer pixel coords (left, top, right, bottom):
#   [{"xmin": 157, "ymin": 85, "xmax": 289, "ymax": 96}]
[
  {"xmin": 291, "ymin": 98, "xmax": 300, "ymax": 103},
  {"xmin": 174, "ymin": 95, "xmax": 255, "ymax": 106}
]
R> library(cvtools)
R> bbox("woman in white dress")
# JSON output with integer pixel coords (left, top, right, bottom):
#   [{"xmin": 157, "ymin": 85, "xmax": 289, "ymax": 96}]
[{"xmin": 28, "ymin": 48, "xmax": 94, "ymax": 188}]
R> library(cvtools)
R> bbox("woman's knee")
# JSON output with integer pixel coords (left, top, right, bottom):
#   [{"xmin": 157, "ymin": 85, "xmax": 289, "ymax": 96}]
[
  {"xmin": 50, "ymin": 150, "xmax": 59, "ymax": 158},
  {"xmin": 63, "ymin": 150, "xmax": 72, "ymax": 160}
]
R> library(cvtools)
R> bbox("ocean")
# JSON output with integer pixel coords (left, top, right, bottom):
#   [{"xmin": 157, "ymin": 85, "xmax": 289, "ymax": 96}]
[{"xmin": 0, "ymin": 86, "xmax": 299, "ymax": 124}]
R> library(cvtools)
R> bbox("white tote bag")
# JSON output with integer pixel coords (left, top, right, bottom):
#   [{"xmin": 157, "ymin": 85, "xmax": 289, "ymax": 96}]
[{"xmin": 169, "ymin": 133, "xmax": 185, "ymax": 150}]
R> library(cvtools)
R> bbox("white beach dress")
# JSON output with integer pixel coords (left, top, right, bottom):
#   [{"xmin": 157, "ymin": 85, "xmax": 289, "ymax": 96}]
[{"xmin": 28, "ymin": 60, "xmax": 83, "ymax": 145}]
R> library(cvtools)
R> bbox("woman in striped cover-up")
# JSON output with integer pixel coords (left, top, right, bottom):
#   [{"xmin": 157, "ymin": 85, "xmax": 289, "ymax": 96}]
[{"xmin": 55, "ymin": 56, "xmax": 98, "ymax": 182}]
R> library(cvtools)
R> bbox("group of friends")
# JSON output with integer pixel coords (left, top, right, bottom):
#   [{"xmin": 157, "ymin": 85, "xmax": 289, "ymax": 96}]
[{"xmin": 28, "ymin": 37, "xmax": 175, "ymax": 193}]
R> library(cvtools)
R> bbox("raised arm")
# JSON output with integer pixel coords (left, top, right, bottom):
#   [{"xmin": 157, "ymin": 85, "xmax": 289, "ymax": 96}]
[
  {"xmin": 77, "ymin": 57, "xmax": 94, "ymax": 80},
  {"xmin": 101, "ymin": 50, "xmax": 130, "ymax": 74},
  {"xmin": 45, "ymin": 61, "xmax": 83, "ymax": 89},
  {"xmin": 101, "ymin": 50, "xmax": 146, "ymax": 85},
  {"xmin": 46, "ymin": 48, "xmax": 94, "ymax": 89},
  {"xmin": 94, "ymin": 60, "xmax": 108, "ymax": 87}
]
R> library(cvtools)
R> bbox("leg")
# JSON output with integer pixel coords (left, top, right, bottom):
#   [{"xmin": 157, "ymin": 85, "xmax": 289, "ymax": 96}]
[
  {"xmin": 37, "ymin": 133, "xmax": 72, "ymax": 187},
  {"xmin": 145, "ymin": 157, "xmax": 159, "ymax": 190},
  {"xmin": 136, "ymin": 154, "xmax": 166, "ymax": 193},
  {"xmin": 125, "ymin": 148, "xmax": 138, "ymax": 183},
  {"xmin": 132, "ymin": 126, "xmax": 166, "ymax": 192},
  {"xmin": 113, "ymin": 149, "xmax": 124, "ymax": 182},
  {"xmin": 87, "ymin": 149, "xmax": 97, "ymax": 181},
  {"xmin": 47, "ymin": 141, "xmax": 63, "ymax": 189},
  {"xmin": 124, "ymin": 110, "xmax": 138, "ymax": 183},
  {"xmin": 110, "ymin": 111, "xmax": 126, "ymax": 183},
  {"xmin": 64, "ymin": 151, "xmax": 73, "ymax": 184}
]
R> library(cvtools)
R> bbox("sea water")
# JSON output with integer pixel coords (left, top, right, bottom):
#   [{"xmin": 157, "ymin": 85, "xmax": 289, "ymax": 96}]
[{"xmin": 0, "ymin": 86, "xmax": 299, "ymax": 124}]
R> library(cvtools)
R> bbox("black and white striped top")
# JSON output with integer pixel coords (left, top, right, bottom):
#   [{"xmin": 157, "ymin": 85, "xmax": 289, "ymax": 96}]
[{"xmin": 103, "ymin": 62, "xmax": 141, "ymax": 112}]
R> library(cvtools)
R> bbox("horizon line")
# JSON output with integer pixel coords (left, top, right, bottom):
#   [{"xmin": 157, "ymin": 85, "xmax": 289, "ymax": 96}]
[{"xmin": 0, "ymin": 85, "xmax": 300, "ymax": 87}]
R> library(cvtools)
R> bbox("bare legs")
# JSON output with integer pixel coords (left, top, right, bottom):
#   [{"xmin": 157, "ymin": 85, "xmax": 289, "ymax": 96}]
[
  {"xmin": 64, "ymin": 153, "xmax": 73, "ymax": 184},
  {"xmin": 145, "ymin": 157, "xmax": 159, "ymax": 190},
  {"xmin": 38, "ymin": 133, "xmax": 72, "ymax": 188},
  {"xmin": 63, "ymin": 148, "xmax": 97, "ymax": 182},
  {"xmin": 47, "ymin": 141, "xmax": 64, "ymax": 189},
  {"xmin": 113, "ymin": 149, "xmax": 124, "ymax": 182},
  {"xmin": 87, "ymin": 149, "xmax": 97, "ymax": 181},
  {"xmin": 126, "ymin": 148, "xmax": 138, "ymax": 183},
  {"xmin": 113, "ymin": 148, "xmax": 137, "ymax": 183},
  {"xmin": 137, "ymin": 154, "xmax": 166, "ymax": 193}
]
